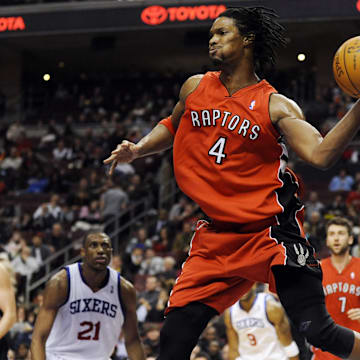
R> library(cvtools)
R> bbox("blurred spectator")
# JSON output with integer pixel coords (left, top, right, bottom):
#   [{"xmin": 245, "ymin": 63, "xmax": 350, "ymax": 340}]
[
  {"xmin": 169, "ymin": 196, "xmax": 190, "ymax": 226},
  {"xmin": 15, "ymin": 342, "xmax": 30, "ymax": 360},
  {"xmin": 88, "ymin": 169, "xmax": 106, "ymax": 200},
  {"xmin": 33, "ymin": 194, "xmax": 63, "ymax": 229},
  {"xmin": 30, "ymin": 234, "xmax": 53, "ymax": 266},
  {"xmin": 4, "ymin": 231, "xmax": 25, "ymax": 259},
  {"xmin": 304, "ymin": 191, "xmax": 324, "ymax": 221},
  {"xmin": 110, "ymin": 254, "xmax": 122, "ymax": 273},
  {"xmin": 153, "ymin": 227, "xmax": 171, "ymax": 255},
  {"xmin": 140, "ymin": 248, "xmax": 164, "ymax": 276},
  {"xmin": 328, "ymin": 168, "xmax": 354, "ymax": 192},
  {"xmin": 0, "ymin": 147, "xmax": 23, "ymax": 171},
  {"xmin": 152, "ymin": 208, "xmax": 170, "ymax": 235},
  {"xmin": 44, "ymin": 223, "xmax": 70, "ymax": 251},
  {"xmin": 198, "ymin": 325, "xmax": 219, "ymax": 354},
  {"xmin": 207, "ymin": 340, "xmax": 222, "ymax": 360},
  {"xmin": 126, "ymin": 227, "xmax": 152, "ymax": 254},
  {"xmin": 172, "ymin": 221, "xmax": 194, "ymax": 264},
  {"xmin": 122, "ymin": 245, "xmax": 144, "ymax": 282},
  {"xmin": 137, "ymin": 276, "xmax": 166, "ymax": 323},
  {"xmin": 306, "ymin": 211, "xmax": 327, "ymax": 255},
  {"xmin": 10, "ymin": 306, "xmax": 33, "ymax": 350},
  {"xmin": 78, "ymin": 200, "xmax": 101, "ymax": 225},
  {"xmin": 127, "ymin": 174, "xmax": 149, "ymax": 202},
  {"xmin": 158, "ymin": 256, "xmax": 178, "ymax": 290},
  {"xmin": 67, "ymin": 177, "xmax": 91, "ymax": 209},
  {"xmin": 11, "ymin": 246, "xmax": 39, "ymax": 296},
  {"xmin": 101, "ymin": 176, "xmax": 128, "ymax": 235},
  {"xmin": 346, "ymin": 182, "xmax": 360, "ymax": 212},
  {"xmin": 6, "ymin": 120, "xmax": 25, "ymax": 144},
  {"xmin": 52, "ymin": 140, "xmax": 72, "ymax": 161},
  {"xmin": 143, "ymin": 325, "xmax": 160, "ymax": 358},
  {"xmin": 323, "ymin": 193, "xmax": 347, "ymax": 218}
]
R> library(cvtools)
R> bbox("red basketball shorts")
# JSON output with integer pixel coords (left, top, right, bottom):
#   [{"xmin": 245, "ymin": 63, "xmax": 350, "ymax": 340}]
[{"xmin": 166, "ymin": 219, "xmax": 320, "ymax": 315}]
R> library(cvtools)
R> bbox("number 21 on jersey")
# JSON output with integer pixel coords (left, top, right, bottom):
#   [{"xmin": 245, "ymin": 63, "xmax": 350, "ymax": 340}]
[{"xmin": 78, "ymin": 321, "xmax": 101, "ymax": 340}]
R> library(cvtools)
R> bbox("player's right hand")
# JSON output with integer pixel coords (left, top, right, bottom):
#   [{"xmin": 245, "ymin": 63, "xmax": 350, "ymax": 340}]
[{"xmin": 103, "ymin": 140, "xmax": 139, "ymax": 175}]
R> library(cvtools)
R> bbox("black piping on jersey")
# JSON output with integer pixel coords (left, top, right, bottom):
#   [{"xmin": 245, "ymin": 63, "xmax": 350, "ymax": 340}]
[
  {"xmin": 117, "ymin": 273, "xmax": 126, "ymax": 319},
  {"xmin": 58, "ymin": 266, "xmax": 71, "ymax": 307},
  {"xmin": 273, "ymin": 139, "xmax": 303, "ymax": 235}
]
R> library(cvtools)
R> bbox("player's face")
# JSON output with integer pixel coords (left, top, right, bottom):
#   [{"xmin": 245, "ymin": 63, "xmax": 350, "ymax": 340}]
[
  {"xmin": 209, "ymin": 17, "xmax": 244, "ymax": 66},
  {"xmin": 82, "ymin": 233, "xmax": 113, "ymax": 271},
  {"xmin": 326, "ymin": 224, "xmax": 353, "ymax": 255}
]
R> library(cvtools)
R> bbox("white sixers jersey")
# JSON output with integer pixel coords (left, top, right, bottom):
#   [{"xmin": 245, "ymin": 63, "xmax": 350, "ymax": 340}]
[
  {"xmin": 46, "ymin": 263, "xmax": 124, "ymax": 360},
  {"xmin": 230, "ymin": 293, "xmax": 288, "ymax": 360}
]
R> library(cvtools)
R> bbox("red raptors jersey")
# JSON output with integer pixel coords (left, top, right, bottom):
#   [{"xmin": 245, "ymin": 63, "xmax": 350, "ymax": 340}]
[
  {"xmin": 173, "ymin": 71, "xmax": 296, "ymax": 224},
  {"xmin": 312, "ymin": 257, "xmax": 360, "ymax": 359}
]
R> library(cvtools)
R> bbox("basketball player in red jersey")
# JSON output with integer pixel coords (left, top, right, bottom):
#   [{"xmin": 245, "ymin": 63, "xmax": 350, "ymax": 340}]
[
  {"xmin": 312, "ymin": 217, "xmax": 360, "ymax": 360},
  {"xmin": 105, "ymin": 7, "xmax": 360, "ymax": 359}
]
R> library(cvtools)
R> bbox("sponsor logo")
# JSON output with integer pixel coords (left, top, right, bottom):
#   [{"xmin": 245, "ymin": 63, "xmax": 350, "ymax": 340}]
[
  {"xmin": 293, "ymin": 243, "xmax": 309, "ymax": 266},
  {"xmin": 141, "ymin": 4, "xmax": 226, "ymax": 26},
  {"xmin": 0, "ymin": 17, "xmax": 26, "ymax": 32},
  {"xmin": 249, "ymin": 100, "xmax": 256, "ymax": 110}
]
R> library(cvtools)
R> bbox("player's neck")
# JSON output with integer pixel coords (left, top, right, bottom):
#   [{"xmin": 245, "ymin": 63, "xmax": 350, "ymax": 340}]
[
  {"xmin": 81, "ymin": 263, "xmax": 108, "ymax": 291},
  {"xmin": 219, "ymin": 64, "xmax": 259, "ymax": 95},
  {"xmin": 240, "ymin": 294, "xmax": 256, "ymax": 312},
  {"xmin": 330, "ymin": 252, "xmax": 352, "ymax": 273}
]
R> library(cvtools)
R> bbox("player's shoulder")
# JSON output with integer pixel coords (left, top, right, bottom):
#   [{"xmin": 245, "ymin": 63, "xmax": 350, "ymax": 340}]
[
  {"xmin": 47, "ymin": 268, "xmax": 69, "ymax": 290},
  {"xmin": 265, "ymin": 294, "xmax": 284, "ymax": 323},
  {"xmin": 120, "ymin": 276, "xmax": 136, "ymax": 299},
  {"xmin": 351, "ymin": 256, "xmax": 360, "ymax": 267},
  {"xmin": 180, "ymin": 74, "xmax": 204, "ymax": 97},
  {"xmin": 320, "ymin": 257, "xmax": 332, "ymax": 267},
  {"xmin": 269, "ymin": 92, "xmax": 305, "ymax": 124},
  {"xmin": 43, "ymin": 268, "xmax": 69, "ymax": 307}
]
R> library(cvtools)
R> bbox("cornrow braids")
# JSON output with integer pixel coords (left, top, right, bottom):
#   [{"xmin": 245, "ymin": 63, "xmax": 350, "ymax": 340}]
[{"xmin": 218, "ymin": 7, "xmax": 287, "ymax": 75}]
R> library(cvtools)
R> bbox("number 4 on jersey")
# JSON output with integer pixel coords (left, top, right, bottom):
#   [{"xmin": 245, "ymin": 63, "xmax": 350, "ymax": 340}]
[{"xmin": 208, "ymin": 137, "xmax": 227, "ymax": 164}]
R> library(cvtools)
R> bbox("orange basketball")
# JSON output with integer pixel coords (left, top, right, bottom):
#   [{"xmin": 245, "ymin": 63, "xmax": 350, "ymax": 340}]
[{"xmin": 333, "ymin": 36, "xmax": 360, "ymax": 98}]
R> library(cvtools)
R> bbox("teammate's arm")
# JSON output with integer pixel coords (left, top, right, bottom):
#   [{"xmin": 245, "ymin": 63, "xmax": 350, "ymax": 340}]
[
  {"xmin": 103, "ymin": 75, "xmax": 203, "ymax": 175},
  {"xmin": 31, "ymin": 270, "xmax": 68, "ymax": 360},
  {"xmin": 347, "ymin": 308, "xmax": 360, "ymax": 322},
  {"xmin": 121, "ymin": 278, "xmax": 145, "ymax": 360},
  {"xmin": 270, "ymin": 93, "xmax": 360, "ymax": 170},
  {"xmin": 0, "ymin": 263, "xmax": 16, "ymax": 339},
  {"xmin": 224, "ymin": 308, "xmax": 240, "ymax": 360},
  {"xmin": 266, "ymin": 297, "xmax": 299, "ymax": 360}
]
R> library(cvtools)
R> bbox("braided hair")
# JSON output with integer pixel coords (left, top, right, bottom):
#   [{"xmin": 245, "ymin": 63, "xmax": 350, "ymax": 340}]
[{"xmin": 218, "ymin": 7, "xmax": 287, "ymax": 75}]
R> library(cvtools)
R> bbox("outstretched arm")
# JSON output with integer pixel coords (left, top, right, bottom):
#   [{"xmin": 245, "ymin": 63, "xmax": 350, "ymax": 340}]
[
  {"xmin": 121, "ymin": 278, "xmax": 145, "ymax": 360},
  {"xmin": 103, "ymin": 75, "xmax": 203, "ymax": 175},
  {"xmin": 271, "ymin": 93, "xmax": 360, "ymax": 169},
  {"xmin": 31, "ymin": 270, "xmax": 68, "ymax": 360},
  {"xmin": 0, "ymin": 263, "xmax": 16, "ymax": 339},
  {"xmin": 266, "ymin": 297, "xmax": 299, "ymax": 360}
]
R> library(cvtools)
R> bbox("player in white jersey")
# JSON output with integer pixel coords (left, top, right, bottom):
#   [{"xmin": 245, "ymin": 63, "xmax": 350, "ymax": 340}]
[
  {"xmin": 31, "ymin": 232, "xmax": 145, "ymax": 360},
  {"xmin": 224, "ymin": 284, "xmax": 299, "ymax": 360}
]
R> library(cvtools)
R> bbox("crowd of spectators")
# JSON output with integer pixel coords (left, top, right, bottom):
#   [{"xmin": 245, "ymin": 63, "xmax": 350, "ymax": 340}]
[{"xmin": 0, "ymin": 68, "xmax": 359, "ymax": 359}]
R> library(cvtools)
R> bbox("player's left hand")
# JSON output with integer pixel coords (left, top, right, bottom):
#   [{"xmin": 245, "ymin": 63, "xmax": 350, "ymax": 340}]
[{"xmin": 347, "ymin": 308, "xmax": 360, "ymax": 321}]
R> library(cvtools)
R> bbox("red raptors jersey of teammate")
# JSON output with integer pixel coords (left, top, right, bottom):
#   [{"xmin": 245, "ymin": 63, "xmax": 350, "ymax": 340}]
[
  {"xmin": 312, "ymin": 256, "xmax": 360, "ymax": 360},
  {"xmin": 173, "ymin": 71, "xmax": 297, "ymax": 224}
]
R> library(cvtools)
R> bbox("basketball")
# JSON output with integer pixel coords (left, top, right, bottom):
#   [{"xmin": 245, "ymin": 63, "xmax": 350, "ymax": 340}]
[{"xmin": 333, "ymin": 36, "xmax": 360, "ymax": 98}]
